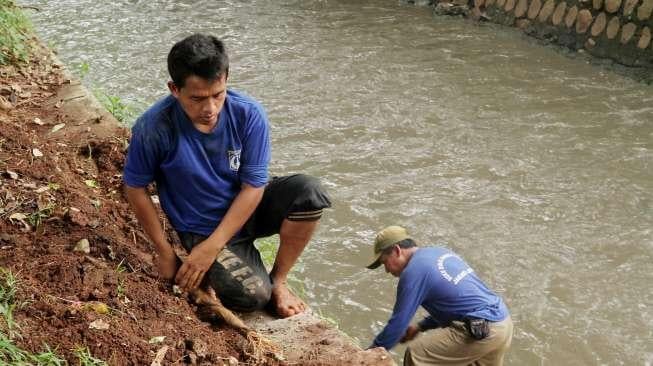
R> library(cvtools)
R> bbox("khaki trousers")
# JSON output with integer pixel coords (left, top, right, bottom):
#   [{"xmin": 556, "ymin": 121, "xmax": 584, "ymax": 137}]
[{"xmin": 404, "ymin": 316, "xmax": 513, "ymax": 366}]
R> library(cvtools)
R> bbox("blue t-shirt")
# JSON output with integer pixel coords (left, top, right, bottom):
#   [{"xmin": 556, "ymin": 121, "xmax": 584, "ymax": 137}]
[
  {"xmin": 123, "ymin": 90, "xmax": 271, "ymax": 236},
  {"xmin": 372, "ymin": 247, "xmax": 509, "ymax": 350}
]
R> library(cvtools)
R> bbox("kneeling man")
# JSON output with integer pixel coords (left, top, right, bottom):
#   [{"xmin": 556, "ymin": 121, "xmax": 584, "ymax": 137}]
[
  {"xmin": 367, "ymin": 226, "xmax": 512, "ymax": 366},
  {"xmin": 123, "ymin": 34, "xmax": 331, "ymax": 317}
]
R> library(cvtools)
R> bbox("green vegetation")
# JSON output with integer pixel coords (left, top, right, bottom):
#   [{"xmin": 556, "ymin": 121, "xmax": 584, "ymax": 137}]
[
  {"xmin": 0, "ymin": 268, "xmax": 67, "ymax": 365},
  {"xmin": 115, "ymin": 260, "xmax": 127, "ymax": 301},
  {"xmin": 93, "ymin": 90, "xmax": 134, "ymax": 123},
  {"xmin": 73, "ymin": 346, "xmax": 107, "ymax": 366},
  {"xmin": 0, "ymin": 268, "xmax": 20, "ymax": 337},
  {"xmin": 0, "ymin": 0, "xmax": 34, "ymax": 65},
  {"xmin": 26, "ymin": 203, "xmax": 55, "ymax": 229},
  {"xmin": 75, "ymin": 60, "xmax": 135, "ymax": 124},
  {"xmin": 0, "ymin": 333, "xmax": 66, "ymax": 366},
  {"xmin": 254, "ymin": 236, "xmax": 306, "ymax": 299}
]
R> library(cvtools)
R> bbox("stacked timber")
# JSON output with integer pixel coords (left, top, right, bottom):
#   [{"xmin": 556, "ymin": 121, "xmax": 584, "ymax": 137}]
[{"xmin": 454, "ymin": 0, "xmax": 653, "ymax": 77}]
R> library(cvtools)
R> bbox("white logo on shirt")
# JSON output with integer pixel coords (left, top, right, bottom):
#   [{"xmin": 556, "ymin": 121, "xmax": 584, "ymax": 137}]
[
  {"xmin": 437, "ymin": 253, "xmax": 474, "ymax": 285},
  {"xmin": 228, "ymin": 149, "xmax": 241, "ymax": 171}
]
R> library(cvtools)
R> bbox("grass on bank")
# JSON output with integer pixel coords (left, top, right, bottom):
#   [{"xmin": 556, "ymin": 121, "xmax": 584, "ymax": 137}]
[
  {"xmin": 0, "ymin": 268, "xmax": 106, "ymax": 365},
  {"xmin": 0, "ymin": 0, "xmax": 35, "ymax": 65},
  {"xmin": 76, "ymin": 61, "xmax": 136, "ymax": 124}
]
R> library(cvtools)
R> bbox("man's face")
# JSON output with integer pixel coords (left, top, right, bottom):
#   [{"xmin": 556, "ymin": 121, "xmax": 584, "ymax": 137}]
[
  {"xmin": 380, "ymin": 246, "xmax": 403, "ymax": 277},
  {"xmin": 169, "ymin": 74, "xmax": 227, "ymax": 129}
]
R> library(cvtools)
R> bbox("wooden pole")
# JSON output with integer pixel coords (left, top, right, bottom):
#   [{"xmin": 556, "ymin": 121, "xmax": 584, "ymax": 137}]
[
  {"xmin": 623, "ymin": 0, "xmax": 639, "ymax": 16},
  {"xmin": 591, "ymin": 12, "xmax": 608, "ymax": 36},
  {"xmin": 620, "ymin": 22, "xmax": 637, "ymax": 44},
  {"xmin": 528, "ymin": 0, "xmax": 543, "ymax": 19},
  {"xmin": 637, "ymin": 0, "xmax": 653, "ymax": 20},
  {"xmin": 565, "ymin": 5, "xmax": 579, "ymax": 28},
  {"xmin": 538, "ymin": 0, "xmax": 556, "ymax": 22},
  {"xmin": 576, "ymin": 9, "xmax": 594, "ymax": 33},
  {"xmin": 638, "ymin": 26, "xmax": 652, "ymax": 48},
  {"xmin": 515, "ymin": 0, "xmax": 529, "ymax": 17},
  {"xmin": 552, "ymin": 2, "xmax": 568, "ymax": 25},
  {"xmin": 606, "ymin": 16, "xmax": 621, "ymax": 39},
  {"xmin": 605, "ymin": 0, "xmax": 622, "ymax": 12}
]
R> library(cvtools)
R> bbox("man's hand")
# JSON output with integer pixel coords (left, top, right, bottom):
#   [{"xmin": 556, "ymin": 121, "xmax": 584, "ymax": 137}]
[
  {"xmin": 155, "ymin": 249, "xmax": 180, "ymax": 281},
  {"xmin": 400, "ymin": 324, "xmax": 420, "ymax": 343},
  {"xmin": 175, "ymin": 240, "xmax": 219, "ymax": 291}
]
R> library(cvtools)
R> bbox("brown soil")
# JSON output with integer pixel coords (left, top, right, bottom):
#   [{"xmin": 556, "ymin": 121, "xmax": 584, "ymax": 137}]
[{"xmin": 0, "ymin": 44, "xmax": 393, "ymax": 366}]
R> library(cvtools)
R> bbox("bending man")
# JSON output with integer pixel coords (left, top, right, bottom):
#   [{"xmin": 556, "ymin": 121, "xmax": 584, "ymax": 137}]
[
  {"xmin": 367, "ymin": 226, "xmax": 512, "ymax": 365},
  {"xmin": 123, "ymin": 34, "xmax": 331, "ymax": 317}
]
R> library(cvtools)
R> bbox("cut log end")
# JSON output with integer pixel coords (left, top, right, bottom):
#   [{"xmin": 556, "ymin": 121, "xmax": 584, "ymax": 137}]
[
  {"xmin": 621, "ymin": 22, "xmax": 637, "ymax": 44},
  {"xmin": 637, "ymin": 26, "xmax": 651, "ymax": 48},
  {"xmin": 591, "ymin": 12, "xmax": 608, "ymax": 37},
  {"xmin": 552, "ymin": 2, "xmax": 568, "ymax": 25},
  {"xmin": 606, "ymin": 16, "xmax": 621, "ymax": 39},
  {"xmin": 565, "ymin": 6, "xmax": 579, "ymax": 28}
]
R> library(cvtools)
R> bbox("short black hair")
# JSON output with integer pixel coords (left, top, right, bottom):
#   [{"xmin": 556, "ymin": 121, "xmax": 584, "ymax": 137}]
[
  {"xmin": 382, "ymin": 238, "xmax": 417, "ymax": 255},
  {"xmin": 167, "ymin": 34, "xmax": 229, "ymax": 88}
]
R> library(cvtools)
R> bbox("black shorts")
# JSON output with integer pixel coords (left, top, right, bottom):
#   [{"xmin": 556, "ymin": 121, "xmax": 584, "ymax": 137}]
[{"xmin": 177, "ymin": 174, "xmax": 331, "ymax": 312}]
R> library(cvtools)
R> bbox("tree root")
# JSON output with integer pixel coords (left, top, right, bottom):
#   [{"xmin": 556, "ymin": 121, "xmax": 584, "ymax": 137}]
[{"xmin": 190, "ymin": 288, "xmax": 284, "ymax": 364}]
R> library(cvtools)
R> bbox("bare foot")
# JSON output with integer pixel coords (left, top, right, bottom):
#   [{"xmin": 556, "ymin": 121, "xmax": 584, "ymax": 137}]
[{"xmin": 271, "ymin": 281, "xmax": 306, "ymax": 318}]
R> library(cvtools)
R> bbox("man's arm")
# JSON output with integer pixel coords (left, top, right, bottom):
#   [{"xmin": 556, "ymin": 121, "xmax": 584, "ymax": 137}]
[
  {"xmin": 124, "ymin": 185, "xmax": 178, "ymax": 279},
  {"xmin": 370, "ymin": 274, "xmax": 425, "ymax": 350},
  {"xmin": 175, "ymin": 183, "xmax": 264, "ymax": 290}
]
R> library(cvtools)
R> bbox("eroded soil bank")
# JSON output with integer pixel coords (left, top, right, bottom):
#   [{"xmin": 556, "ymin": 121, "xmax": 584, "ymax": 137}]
[{"xmin": 0, "ymin": 41, "xmax": 392, "ymax": 366}]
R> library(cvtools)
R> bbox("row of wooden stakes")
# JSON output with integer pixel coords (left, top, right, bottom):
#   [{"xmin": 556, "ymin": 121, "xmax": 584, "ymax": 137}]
[{"xmin": 476, "ymin": 0, "xmax": 653, "ymax": 49}]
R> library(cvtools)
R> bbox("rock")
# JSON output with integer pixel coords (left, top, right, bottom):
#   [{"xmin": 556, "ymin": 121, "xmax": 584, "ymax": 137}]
[
  {"xmin": 32, "ymin": 148, "xmax": 43, "ymax": 158},
  {"xmin": 585, "ymin": 38, "xmax": 597, "ymax": 49},
  {"xmin": 433, "ymin": 2, "xmax": 470, "ymax": 16},
  {"xmin": 51, "ymin": 123, "xmax": 65, "ymax": 133},
  {"xmin": 226, "ymin": 357, "xmax": 238, "ymax": 366},
  {"xmin": 149, "ymin": 336, "xmax": 166, "ymax": 344},
  {"xmin": 33, "ymin": 118, "xmax": 44, "ymax": 126},
  {"xmin": 190, "ymin": 339, "xmax": 208, "ymax": 358},
  {"xmin": 3, "ymin": 170, "xmax": 18, "ymax": 180},
  {"xmin": 74, "ymin": 238, "xmax": 91, "ymax": 254},
  {"xmin": 66, "ymin": 207, "xmax": 89, "ymax": 227},
  {"xmin": 593, "ymin": 0, "xmax": 603, "ymax": 10},
  {"xmin": 88, "ymin": 319, "xmax": 110, "ymax": 330},
  {"xmin": 0, "ymin": 96, "xmax": 12, "ymax": 111},
  {"xmin": 516, "ymin": 18, "xmax": 532, "ymax": 28}
]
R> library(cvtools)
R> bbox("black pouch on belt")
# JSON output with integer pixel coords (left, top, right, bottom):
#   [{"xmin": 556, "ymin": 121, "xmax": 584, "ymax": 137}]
[{"xmin": 464, "ymin": 317, "xmax": 490, "ymax": 340}]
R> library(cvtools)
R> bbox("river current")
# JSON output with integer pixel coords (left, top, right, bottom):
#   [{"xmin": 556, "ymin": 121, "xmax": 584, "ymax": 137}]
[{"xmin": 28, "ymin": 1, "xmax": 653, "ymax": 364}]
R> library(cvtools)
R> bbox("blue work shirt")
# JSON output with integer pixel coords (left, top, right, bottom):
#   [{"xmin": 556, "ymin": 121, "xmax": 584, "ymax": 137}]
[
  {"xmin": 372, "ymin": 247, "xmax": 509, "ymax": 350},
  {"xmin": 123, "ymin": 90, "xmax": 271, "ymax": 236}
]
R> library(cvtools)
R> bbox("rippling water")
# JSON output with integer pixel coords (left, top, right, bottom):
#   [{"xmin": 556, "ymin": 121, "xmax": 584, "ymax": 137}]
[{"xmin": 27, "ymin": 0, "xmax": 653, "ymax": 364}]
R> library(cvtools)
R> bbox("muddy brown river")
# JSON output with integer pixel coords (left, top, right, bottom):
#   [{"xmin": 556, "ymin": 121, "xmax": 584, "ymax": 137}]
[{"xmin": 27, "ymin": 0, "xmax": 653, "ymax": 364}]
